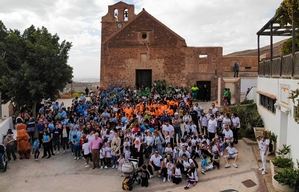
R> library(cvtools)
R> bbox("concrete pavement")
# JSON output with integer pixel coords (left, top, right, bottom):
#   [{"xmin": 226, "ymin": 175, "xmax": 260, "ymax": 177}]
[{"xmin": 0, "ymin": 139, "xmax": 266, "ymax": 192}]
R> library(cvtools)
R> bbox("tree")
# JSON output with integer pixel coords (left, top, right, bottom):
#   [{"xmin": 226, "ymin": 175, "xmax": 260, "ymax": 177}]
[
  {"xmin": 276, "ymin": 0, "xmax": 299, "ymax": 55},
  {"xmin": 0, "ymin": 21, "xmax": 73, "ymax": 114}
]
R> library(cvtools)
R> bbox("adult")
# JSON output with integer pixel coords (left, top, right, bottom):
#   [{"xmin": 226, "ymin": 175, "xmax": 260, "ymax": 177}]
[
  {"xmin": 231, "ymin": 113, "xmax": 240, "ymax": 144},
  {"xmin": 224, "ymin": 143, "xmax": 238, "ymax": 168},
  {"xmin": 111, "ymin": 131, "xmax": 121, "ymax": 168},
  {"xmin": 149, "ymin": 151, "xmax": 163, "ymax": 176},
  {"xmin": 233, "ymin": 62, "xmax": 239, "ymax": 78},
  {"xmin": 211, "ymin": 103, "xmax": 219, "ymax": 115},
  {"xmin": 222, "ymin": 124, "xmax": 234, "ymax": 144},
  {"xmin": 15, "ymin": 118, "xmax": 31, "ymax": 159},
  {"xmin": 207, "ymin": 115, "xmax": 217, "ymax": 141},
  {"xmin": 85, "ymin": 87, "xmax": 90, "ymax": 96},
  {"xmin": 41, "ymin": 131, "xmax": 51, "ymax": 159},
  {"xmin": 26, "ymin": 117, "xmax": 36, "ymax": 144},
  {"xmin": 4, "ymin": 129, "xmax": 16, "ymax": 161},
  {"xmin": 258, "ymin": 131, "xmax": 269, "ymax": 175},
  {"xmin": 90, "ymin": 133, "xmax": 102, "ymax": 169},
  {"xmin": 172, "ymin": 112, "xmax": 182, "ymax": 144},
  {"xmin": 161, "ymin": 121, "xmax": 174, "ymax": 145}
]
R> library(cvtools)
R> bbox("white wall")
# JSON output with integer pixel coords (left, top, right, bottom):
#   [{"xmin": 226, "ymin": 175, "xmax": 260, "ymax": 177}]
[
  {"xmin": 241, "ymin": 77, "xmax": 257, "ymax": 94},
  {"xmin": 1, "ymin": 102, "xmax": 11, "ymax": 119},
  {"xmin": 0, "ymin": 117, "xmax": 13, "ymax": 144},
  {"xmin": 257, "ymin": 77, "xmax": 299, "ymax": 165}
]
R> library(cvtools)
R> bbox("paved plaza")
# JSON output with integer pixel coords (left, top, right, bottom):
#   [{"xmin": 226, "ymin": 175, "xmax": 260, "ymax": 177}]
[{"xmin": 0, "ymin": 140, "xmax": 266, "ymax": 192}]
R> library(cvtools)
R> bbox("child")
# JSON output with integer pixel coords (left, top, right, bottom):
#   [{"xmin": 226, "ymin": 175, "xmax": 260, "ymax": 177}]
[
  {"xmin": 117, "ymin": 154, "xmax": 125, "ymax": 172},
  {"xmin": 32, "ymin": 138, "xmax": 40, "ymax": 160},
  {"xmin": 82, "ymin": 139, "xmax": 91, "ymax": 167},
  {"xmin": 172, "ymin": 163, "xmax": 182, "ymax": 184},
  {"xmin": 100, "ymin": 147, "xmax": 105, "ymax": 169},
  {"xmin": 72, "ymin": 134, "xmax": 80, "ymax": 160},
  {"xmin": 104, "ymin": 142, "xmax": 112, "ymax": 168},
  {"xmin": 212, "ymin": 152, "xmax": 220, "ymax": 169},
  {"xmin": 166, "ymin": 161, "xmax": 174, "ymax": 182},
  {"xmin": 164, "ymin": 143, "xmax": 173, "ymax": 155},
  {"xmin": 172, "ymin": 146, "xmax": 180, "ymax": 161},
  {"xmin": 201, "ymin": 155, "xmax": 213, "ymax": 174},
  {"xmin": 124, "ymin": 146, "xmax": 131, "ymax": 160},
  {"xmin": 165, "ymin": 131, "xmax": 171, "ymax": 144},
  {"xmin": 140, "ymin": 165, "xmax": 150, "ymax": 187},
  {"xmin": 184, "ymin": 164, "xmax": 199, "ymax": 190}
]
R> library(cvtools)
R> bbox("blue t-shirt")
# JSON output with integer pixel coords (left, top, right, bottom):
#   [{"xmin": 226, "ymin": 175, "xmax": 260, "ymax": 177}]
[{"xmin": 43, "ymin": 135, "xmax": 50, "ymax": 143}]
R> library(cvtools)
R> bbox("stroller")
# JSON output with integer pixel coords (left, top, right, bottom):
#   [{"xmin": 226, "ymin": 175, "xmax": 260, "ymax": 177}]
[
  {"xmin": 0, "ymin": 144, "xmax": 8, "ymax": 172},
  {"xmin": 121, "ymin": 158, "xmax": 141, "ymax": 191}
]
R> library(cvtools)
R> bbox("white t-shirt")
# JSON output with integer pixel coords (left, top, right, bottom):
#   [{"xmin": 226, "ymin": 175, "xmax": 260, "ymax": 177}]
[
  {"xmin": 82, "ymin": 143, "xmax": 91, "ymax": 155},
  {"xmin": 222, "ymin": 129, "xmax": 233, "ymax": 139},
  {"xmin": 165, "ymin": 147, "xmax": 173, "ymax": 154},
  {"xmin": 201, "ymin": 116, "xmax": 208, "ymax": 127},
  {"xmin": 182, "ymin": 158, "xmax": 194, "ymax": 170},
  {"xmin": 174, "ymin": 167, "xmax": 182, "ymax": 178},
  {"xmin": 145, "ymin": 136, "xmax": 154, "ymax": 146},
  {"xmin": 208, "ymin": 119, "xmax": 217, "ymax": 133},
  {"xmin": 162, "ymin": 124, "xmax": 174, "ymax": 135},
  {"xmin": 212, "ymin": 107, "xmax": 218, "ymax": 114},
  {"xmin": 179, "ymin": 150, "xmax": 191, "ymax": 158},
  {"xmin": 222, "ymin": 117, "xmax": 231, "ymax": 128},
  {"xmin": 167, "ymin": 162, "xmax": 174, "ymax": 175},
  {"xmin": 150, "ymin": 154, "xmax": 162, "ymax": 167},
  {"xmin": 259, "ymin": 139, "xmax": 270, "ymax": 152},
  {"xmin": 226, "ymin": 146, "xmax": 238, "ymax": 155},
  {"xmin": 231, "ymin": 117, "xmax": 240, "ymax": 128}
]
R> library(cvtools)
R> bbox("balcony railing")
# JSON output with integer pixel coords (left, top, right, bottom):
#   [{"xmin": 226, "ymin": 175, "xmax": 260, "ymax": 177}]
[{"xmin": 258, "ymin": 52, "xmax": 299, "ymax": 78}]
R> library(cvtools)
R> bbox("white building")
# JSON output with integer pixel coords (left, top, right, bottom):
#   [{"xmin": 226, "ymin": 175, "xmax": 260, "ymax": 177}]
[
  {"xmin": 256, "ymin": 13, "xmax": 299, "ymax": 165},
  {"xmin": 257, "ymin": 75, "xmax": 299, "ymax": 163}
]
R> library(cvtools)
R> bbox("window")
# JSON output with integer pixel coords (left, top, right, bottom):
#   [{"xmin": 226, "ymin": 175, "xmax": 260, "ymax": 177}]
[
  {"xmin": 142, "ymin": 33, "xmax": 147, "ymax": 39},
  {"xmin": 199, "ymin": 54, "xmax": 208, "ymax": 59},
  {"xmin": 260, "ymin": 94, "xmax": 276, "ymax": 113},
  {"xmin": 245, "ymin": 66, "xmax": 252, "ymax": 70},
  {"xmin": 294, "ymin": 105, "xmax": 299, "ymax": 123},
  {"xmin": 140, "ymin": 53, "xmax": 147, "ymax": 62},
  {"xmin": 114, "ymin": 9, "xmax": 119, "ymax": 21},
  {"xmin": 139, "ymin": 32, "xmax": 148, "ymax": 41},
  {"xmin": 124, "ymin": 9, "xmax": 129, "ymax": 21}
]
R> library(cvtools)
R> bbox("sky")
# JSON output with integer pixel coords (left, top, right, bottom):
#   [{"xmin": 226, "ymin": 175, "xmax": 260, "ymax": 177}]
[{"xmin": 0, "ymin": 0, "xmax": 284, "ymax": 81}]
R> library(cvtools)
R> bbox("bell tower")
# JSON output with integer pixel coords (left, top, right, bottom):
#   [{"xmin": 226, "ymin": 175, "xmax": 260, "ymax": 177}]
[{"xmin": 101, "ymin": 1, "xmax": 136, "ymax": 43}]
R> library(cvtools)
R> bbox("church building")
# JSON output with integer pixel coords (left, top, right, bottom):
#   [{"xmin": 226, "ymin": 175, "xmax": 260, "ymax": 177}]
[{"xmin": 100, "ymin": 1, "xmax": 257, "ymax": 101}]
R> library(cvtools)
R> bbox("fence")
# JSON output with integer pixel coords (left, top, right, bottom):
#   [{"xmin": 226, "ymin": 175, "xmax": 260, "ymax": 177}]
[{"xmin": 258, "ymin": 52, "xmax": 299, "ymax": 78}]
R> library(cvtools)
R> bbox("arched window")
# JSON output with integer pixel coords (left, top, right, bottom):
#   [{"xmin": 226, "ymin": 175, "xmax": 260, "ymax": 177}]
[
  {"xmin": 124, "ymin": 9, "xmax": 129, "ymax": 21},
  {"xmin": 114, "ymin": 9, "xmax": 119, "ymax": 21}
]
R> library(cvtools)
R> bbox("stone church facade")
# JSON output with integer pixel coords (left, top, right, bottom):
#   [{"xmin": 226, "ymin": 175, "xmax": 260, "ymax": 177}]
[{"xmin": 100, "ymin": 2, "xmax": 257, "ymax": 101}]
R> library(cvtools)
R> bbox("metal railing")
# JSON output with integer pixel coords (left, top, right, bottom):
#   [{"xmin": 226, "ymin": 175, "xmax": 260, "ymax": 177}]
[{"xmin": 258, "ymin": 52, "xmax": 299, "ymax": 78}]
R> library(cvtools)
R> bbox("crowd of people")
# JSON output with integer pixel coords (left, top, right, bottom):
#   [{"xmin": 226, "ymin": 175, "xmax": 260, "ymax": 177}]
[{"xmin": 3, "ymin": 86, "xmax": 244, "ymax": 190}]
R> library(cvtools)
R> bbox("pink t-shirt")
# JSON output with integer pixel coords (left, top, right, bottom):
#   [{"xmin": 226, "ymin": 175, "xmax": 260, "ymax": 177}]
[{"xmin": 90, "ymin": 137, "xmax": 102, "ymax": 150}]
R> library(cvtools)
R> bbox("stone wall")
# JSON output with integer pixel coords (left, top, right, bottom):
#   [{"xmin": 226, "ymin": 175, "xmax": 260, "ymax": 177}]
[{"xmin": 222, "ymin": 56, "xmax": 258, "ymax": 77}]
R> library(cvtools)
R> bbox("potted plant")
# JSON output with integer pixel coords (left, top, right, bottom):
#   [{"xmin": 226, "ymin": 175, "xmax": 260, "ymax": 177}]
[
  {"xmin": 270, "ymin": 145, "xmax": 293, "ymax": 176},
  {"xmin": 273, "ymin": 168, "xmax": 298, "ymax": 192}
]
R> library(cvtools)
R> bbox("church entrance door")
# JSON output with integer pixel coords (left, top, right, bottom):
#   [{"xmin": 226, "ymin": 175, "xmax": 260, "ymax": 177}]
[{"xmin": 136, "ymin": 69, "xmax": 152, "ymax": 89}]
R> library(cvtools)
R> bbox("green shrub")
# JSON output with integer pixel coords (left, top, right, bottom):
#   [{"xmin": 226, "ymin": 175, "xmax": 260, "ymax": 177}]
[
  {"xmin": 272, "ymin": 156, "xmax": 294, "ymax": 168},
  {"xmin": 277, "ymin": 144, "xmax": 291, "ymax": 158},
  {"xmin": 240, "ymin": 99, "xmax": 254, "ymax": 105},
  {"xmin": 274, "ymin": 168, "xmax": 299, "ymax": 188},
  {"xmin": 230, "ymin": 103, "xmax": 264, "ymax": 139}
]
